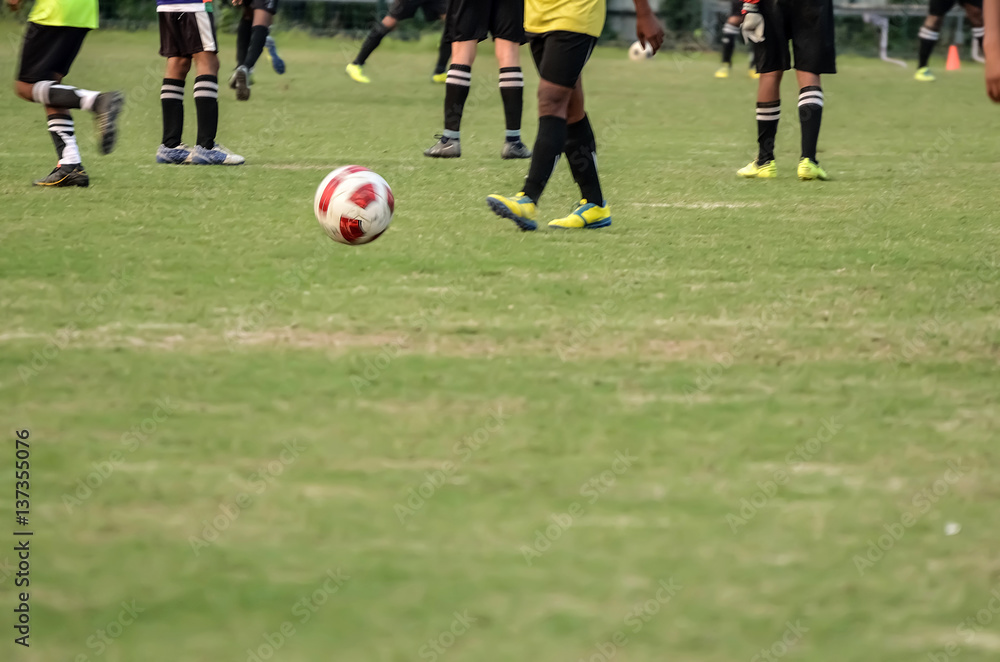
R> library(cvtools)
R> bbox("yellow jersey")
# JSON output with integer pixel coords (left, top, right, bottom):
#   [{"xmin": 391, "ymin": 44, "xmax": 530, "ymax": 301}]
[
  {"xmin": 525, "ymin": 0, "xmax": 607, "ymax": 39},
  {"xmin": 28, "ymin": 0, "xmax": 98, "ymax": 29}
]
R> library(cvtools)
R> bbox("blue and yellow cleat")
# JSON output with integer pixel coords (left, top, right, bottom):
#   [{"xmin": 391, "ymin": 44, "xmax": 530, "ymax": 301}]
[
  {"xmin": 737, "ymin": 159, "xmax": 777, "ymax": 178},
  {"xmin": 547, "ymin": 200, "xmax": 612, "ymax": 229},
  {"xmin": 914, "ymin": 66, "xmax": 935, "ymax": 82},
  {"xmin": 265, "ymin": 35, "xmax": 285, "ymax": 74},
  {"xmin": 714, "ymin": 64, "xmax": 731, "ymax": 79},
  {"xmin": 748, "ymin": 68, "xmax": 760, "ymax": 79},
  {"xmin": 486, "ymin": 192, "xmax": 537, "ymax": 231},
  {"xmin": 431, "ymin": 71, "xmax": 447, "ymax": 84}
]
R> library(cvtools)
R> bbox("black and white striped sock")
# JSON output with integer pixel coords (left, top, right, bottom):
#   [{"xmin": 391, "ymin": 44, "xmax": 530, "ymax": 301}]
[
  {"xmin": 756, "ymin": 100, "xmax": 780, "ymax": 165},
  {"xmin": 798, "ymin": 86, "xmax": 824, "ymax": 163},
  {"xmin": 498, "ymin": 67, "xmax": 524, "ymax": 142},
  {"xmin": 721, "ymin": 23, "xmax": 741, "ymax": 65},
  {"xmin": 443, "ymin": 64, "xmax": 472, "ymax": 139},
  {"xmin": 47, "ymin": 113, "xmax": 81, "ymax": 165},
  {"xmin": 973, "ymin": 26, "xmax": 985, "ymax": 53},
  {"xmin": 918, "ymin": 27, "xmax": 939, "ymax": 69},
  {"xmin": 160, "ymin": 78, "xmax": 185, "ymax": 148},
  {"xmin": 193, "ymin": 75, "xmax": 218, "ymax": 149},
  {"xmin": 32, "ymin": 81, "xmax": 99, "ymax": 110}
]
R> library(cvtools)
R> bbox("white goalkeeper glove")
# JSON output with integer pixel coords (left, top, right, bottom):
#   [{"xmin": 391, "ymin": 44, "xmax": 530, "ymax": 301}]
[{"xmin": 741, "ymin": 2, "xmax": 765, "ymax": 44}]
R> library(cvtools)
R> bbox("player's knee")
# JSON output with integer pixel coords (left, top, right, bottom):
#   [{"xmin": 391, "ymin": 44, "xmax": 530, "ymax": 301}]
[
  {"xmin": 924, "ymin": 16, "xmax": 943, "ymax": 31},
  {"xmin": 966, "ymin": 8, "xmax": 983, "ymax": 25},
  {"xmin": 381, "ymin": 17, "xmax": 397, "ymax": 31},
  {"xmin": 537, "ymin": 82, "xmax": 572, "ymax": 117},
  {"xmin": 14, "ymin": 80, "xmax": 33, "ymax": 102}
]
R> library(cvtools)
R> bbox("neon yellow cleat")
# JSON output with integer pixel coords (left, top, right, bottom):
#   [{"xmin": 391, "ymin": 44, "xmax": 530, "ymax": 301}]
[
  {"xmin": 748, "ymin": 68, "xmax": 760, "ymax": 79},
  {"xmin": 431, "ymin": 72, "xmax": 447, "ymax": 84},
  {"xmin": 346, "ymin": 63, "xmax": 370, "ymax": 84},
  {"xmin": 737, "ymin": 160, "xmax": 777, "ymax": 178},
  {"xmin": 914, "ymin": 67, "xmax": 935, "ymax": 82},
  {"xmin": 486, "ymin": 192, "xmax": 538, "ymax": 231},
  {"xmin": 797, "ymin": 158, "xmax": 828, "ymax": 181},
  {"xmin": 548, "ymin": 200, "xmax": 612, "ymax": 229},
  {"xmin": 715, "ymin": 65, "xmax": 731, "ymax": 79}
]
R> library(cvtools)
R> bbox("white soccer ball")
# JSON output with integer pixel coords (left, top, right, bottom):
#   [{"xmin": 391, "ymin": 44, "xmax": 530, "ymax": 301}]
[
  {"xmin": 628, "ymin": 40, "xmax": 655, "ymax": 61},
  {"xmin": 314, "ymin": 165, "xmax": 395, "ymax": 245}
]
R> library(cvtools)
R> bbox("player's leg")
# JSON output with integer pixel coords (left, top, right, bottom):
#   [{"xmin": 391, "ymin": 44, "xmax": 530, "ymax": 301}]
[
  {"xmin": 177, "ymin": 12, "xmax": 244, "ymax": 165},
  {"xmin": 497, "ymin": 39, "xmax": 529, "ymax": 158},
  {"xmin": 791, "ymin": 0, "xmax": 835, "ymax": 180},
  {"xmin": 548, "ymin": 80, "xmax": 611, "ymax": 229},
  {"xmin": 494, "ymin": 0, "xmax": 529, "ymax": 158},
  {"xmin": 233, "ymin": 5, "xmax": 275, "ymax": 100},
  {"xmin": 158, "ymin": 55, "xmax": 192, "ymax": 163},
  {"xmin": 487, "ymin": 32, "xmax": 595, "ymax": 230},
  {"xmin": 917, "ymin": 0, "xmax": 952, "ymax": 79},
  {"xmin": 738, "ymin": 2, "xmax": 785, "ymax": 178},
  {"xmin": 236, "ymin": 6, "xmax": 252, "ymax": 69},
  {"xmin": 265, "ymin": 27, "xmax": 286, "ymax": 75},
  {"xmin": 717, "ymin": 3, "xmax": 742, "ymax": 78},
  {"xmin": 965, "ymin": 2, "xmax": 985, "ymax": 56},
  {"xmin": 348, "ymin": 1, "xmax": 406, "ymax": 82},
  {"xmin": 425, "ymin": 39, "xmax": 474, "ymax": 157}
]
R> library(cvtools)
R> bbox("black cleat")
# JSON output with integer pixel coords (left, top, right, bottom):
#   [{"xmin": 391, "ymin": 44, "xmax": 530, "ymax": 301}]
[
  {"xmin": 93, "ymin": 91, "xmax": 125, "ymax": 155},
  {"xmin": 234, "ymin": 65, "xmax": 251, "ymax": 101},
  {"xmin": 33, "ymin": 164, "xmax": 89, "ymax": 188}
]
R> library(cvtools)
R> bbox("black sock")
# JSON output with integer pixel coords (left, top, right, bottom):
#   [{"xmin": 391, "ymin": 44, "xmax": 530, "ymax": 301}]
[
  {"xmin": 435, "ymin": 32, "xmax": 450, "ymax": 74},
  {"xmin": 499, "ymin": 67, "xmax": 523, "ymax": 142},
  {"xmin": 918, "ymin": 26, "xmax": 939, "ymax": 68},
  {"xmin": 193, "ymin": 75, "xmax": 218, "ymax": 149},
  {"xmin": 756, "ymin": 100, "xmax": 780, "ymax": 165},
  {"xmin": 354, "ymin": 22, "xmax": 389, "ymax": 65},
  {"xmin": 721, "ymin": 23, "xmax": 740, "ymax": 65},
  {"xmin": 565, "ymin": 115, "xmax": 602, "ymax": 204},
  {"xmin": 798, "ymin": 86, "xmax": 824, "ymax": 162},
  {"xmin": 523, "ymin": 115, "xmax": 567, "ymax": 203},
  {"xmin": 160, "ymin": 78, "xmax": 185, "ymax": 148},
  {"xmin": 244, "ymin": 24, "xmax": 269, "ymax": 69},
  {"xmin": 236, "ymin": 16, "xmax": 252, "ymax": 66},
  {"xmin": 30, "ymin": 81, "xmax": 98, "ymax": 110},
  {"xmin": 47, "ymin": 113, "xmax": 81, "ymax": 165},
  {"xmin": 443, "ymin": 64, "xmax": 471, "ymax": 138}
]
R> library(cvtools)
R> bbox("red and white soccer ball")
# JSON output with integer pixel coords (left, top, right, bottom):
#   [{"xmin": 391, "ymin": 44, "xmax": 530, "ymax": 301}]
[{"xmin": 314, "ymin": 165, "xmax": 395, "ymax": 245}]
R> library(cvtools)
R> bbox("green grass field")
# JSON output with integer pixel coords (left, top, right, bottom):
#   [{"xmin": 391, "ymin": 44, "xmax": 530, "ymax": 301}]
[{"xmin": 2, "ymin": 23, "xmax": 1000, "ymax": 662}]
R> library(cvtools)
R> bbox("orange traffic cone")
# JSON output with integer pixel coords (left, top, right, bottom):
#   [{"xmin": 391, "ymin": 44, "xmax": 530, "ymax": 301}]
[{"xmin": 946, "ymin": 44, "xmax": 961, "ymax": 71}]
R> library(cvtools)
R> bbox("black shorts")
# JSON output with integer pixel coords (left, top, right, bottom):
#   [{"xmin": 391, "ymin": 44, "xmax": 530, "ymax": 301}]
[
  {"xmin": 529, "ymin": 30, "xmax": 596, "ymax": 89},
  {"xmin": 753, "ymin": 0, "xmax": 836, "ymax": 75},
  {"xmin": 730, "ymin": 0, "xmax": 743, "ymax": 18},
  {"xmin": 247, "ymin": 0, "xmax": 279, "ymax": 14},
  {"xmin": 929, "ymin": 0, "xmax": 982, "ymax": 16},
  {"xmin": 158, "ymin": 11, "xmax": 218, "ymax": 57},
  {"xmin": 17, "ymin": 23, "xmax": 89, "ymax": 83},
  {"xmin": 388, "ymin": 0, "xmax": 446, "ymax": 21},
  {"xmin": 445, "ymin": 0, "xmax": 525, "ymax": 43}
]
